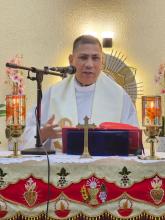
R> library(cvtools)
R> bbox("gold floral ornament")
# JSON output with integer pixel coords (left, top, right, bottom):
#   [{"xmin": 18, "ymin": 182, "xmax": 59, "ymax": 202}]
[{"xmin": 5, "ymin": 54, "xmax": 25, "ymax": 95}]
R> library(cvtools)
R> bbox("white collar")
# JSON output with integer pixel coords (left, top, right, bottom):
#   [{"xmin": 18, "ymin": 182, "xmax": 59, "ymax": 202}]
[{"xmin": 74, "ymin": 78, "xmax": 96, "ymax": 92}]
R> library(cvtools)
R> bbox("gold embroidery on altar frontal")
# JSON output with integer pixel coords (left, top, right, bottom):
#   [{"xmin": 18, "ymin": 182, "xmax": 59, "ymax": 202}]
[
  {"xmin": 150, "ymin": 176, "xmax": 164, "ymax": 205},
  {"xmin": 23, "ymin": 178, "xmax": 38, "ymax": 207}
]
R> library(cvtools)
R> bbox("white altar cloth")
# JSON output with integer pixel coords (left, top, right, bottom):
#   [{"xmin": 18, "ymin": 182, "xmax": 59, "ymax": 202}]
[{"xmin": 1, "ymin": 150, "xmax": 165, "ymax": 164}]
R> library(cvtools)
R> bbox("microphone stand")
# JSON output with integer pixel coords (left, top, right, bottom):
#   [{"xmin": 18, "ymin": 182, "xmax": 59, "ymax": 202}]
[{"xmin": 6, "ymin": 63, "xmax": 66, "ymax": 155}]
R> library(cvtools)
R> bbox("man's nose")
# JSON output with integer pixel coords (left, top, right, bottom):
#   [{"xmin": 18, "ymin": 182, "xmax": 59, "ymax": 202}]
[{"xmin": 85, "ymin": 58, "xmax": 94, "ymax": 68}]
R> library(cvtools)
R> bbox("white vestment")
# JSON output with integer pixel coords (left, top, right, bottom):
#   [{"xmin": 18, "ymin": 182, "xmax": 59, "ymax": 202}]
[{"xmin": 23, "ymin": 72, "xmax": 138, "ymax": 149}]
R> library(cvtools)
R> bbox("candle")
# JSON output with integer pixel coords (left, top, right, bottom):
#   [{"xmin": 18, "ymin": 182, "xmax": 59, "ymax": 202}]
[
  {"xmin": 6, "ymin": 95, "xmax": 26, "ymax": 129},
  {"xmin": 142, "ymin": 96, "xmax": 162, "ymax": 127}
]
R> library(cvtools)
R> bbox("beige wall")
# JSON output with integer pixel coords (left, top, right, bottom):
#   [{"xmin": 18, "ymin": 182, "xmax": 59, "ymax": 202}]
[{"xmin": 0, "ymin": 0, "xmax": 165, "ymax": 149}]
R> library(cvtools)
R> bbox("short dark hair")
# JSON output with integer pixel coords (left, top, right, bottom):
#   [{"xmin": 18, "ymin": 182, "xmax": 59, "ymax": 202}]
[{"xmin": 73, "ymin": 35, "xmax": 102, "ymax": 52}]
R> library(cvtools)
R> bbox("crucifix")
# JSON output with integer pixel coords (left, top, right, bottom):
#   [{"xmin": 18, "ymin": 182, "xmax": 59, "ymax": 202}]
[{"xmin": 76, "ymin": 116, "xmax": 96, "ymax": 158}]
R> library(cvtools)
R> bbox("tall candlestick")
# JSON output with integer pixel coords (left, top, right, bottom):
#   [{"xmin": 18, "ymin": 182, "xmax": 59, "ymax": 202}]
[
  {"xmin": 141, "ymin": 96, "xmax": 162, "ymax": 160},
  {"xmin": 142, "ymin": 96, "xmax": 162, "ymax": 127},
  {"xmin": 6, "ymin": 94, "xmax": 26, "ymax": 157}
]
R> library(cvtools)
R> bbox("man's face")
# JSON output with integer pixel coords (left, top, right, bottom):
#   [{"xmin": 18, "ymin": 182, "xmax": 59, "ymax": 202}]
[{"xmin": 69, "ymin": 43, "xmax": 102, "ymax": 85}]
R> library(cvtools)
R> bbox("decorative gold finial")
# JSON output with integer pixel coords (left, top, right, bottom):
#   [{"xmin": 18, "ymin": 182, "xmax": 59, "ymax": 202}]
[{"xmin": 76, "ymin": 116, "xmax": 96, "ymax": 158}]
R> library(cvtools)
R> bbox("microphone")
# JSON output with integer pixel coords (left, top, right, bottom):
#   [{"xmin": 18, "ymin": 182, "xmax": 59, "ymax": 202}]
[
  {"xmin": 6, "ymin": 62, "xmax": 76, "ymax": 77},
  {"xmin": 6, "ymin": 63, "xmax": 21, "ymax": 69},
  {"xmin": 49, "ymin": 65, "xmax": 76, "ymax": 74}
]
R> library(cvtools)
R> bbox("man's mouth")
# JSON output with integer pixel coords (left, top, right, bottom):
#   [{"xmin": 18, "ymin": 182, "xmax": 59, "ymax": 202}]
[{"xmin": 82, "ymin": 71, "xmax": 93, "ymax": 75}]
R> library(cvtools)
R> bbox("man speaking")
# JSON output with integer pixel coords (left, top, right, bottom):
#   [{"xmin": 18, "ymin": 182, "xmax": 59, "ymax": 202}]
[{"xmin": 23, "ymin": 35, "xmax": 138, "ymax": 149}]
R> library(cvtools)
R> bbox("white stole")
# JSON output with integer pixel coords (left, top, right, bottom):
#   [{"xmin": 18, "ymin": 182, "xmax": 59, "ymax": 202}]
[
  {"xmin": 47, "ymin": 72, "xmax": 123, "ymax": 126},
  {"xmin": 91, "ymin": 73, "xmax": 123, "ymax": 125}
]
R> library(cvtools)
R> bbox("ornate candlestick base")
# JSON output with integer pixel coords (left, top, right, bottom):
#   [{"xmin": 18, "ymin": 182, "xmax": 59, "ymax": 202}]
[
  {"xmin": 6, "ymin": 94, "xmax": 26, "ymax": 158},
  {"xmin": 7, "ymin": 142, "xmax": 22, "ymax": 158},
  {"xmin": 143, "ymin": 126, "xmax": 161, "ymax": 160},
  {"xmin": 5, "ymin": 125, "xmax": 24, "ymax": 158},
  {"xmin": 80, "ymin": 144, "xmax": 92, "ymax": 159}
]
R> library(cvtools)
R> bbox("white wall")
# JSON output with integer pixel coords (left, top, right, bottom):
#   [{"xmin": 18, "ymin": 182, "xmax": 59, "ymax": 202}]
[{"xmin": 0, "ymin": 0, "xmax": 165, "ymax": 149}]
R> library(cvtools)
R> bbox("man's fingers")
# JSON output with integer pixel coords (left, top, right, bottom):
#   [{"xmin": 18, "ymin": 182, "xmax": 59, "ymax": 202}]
[
  {"xmin": 52, "ymin": 124, "xmax": 60, "ymax": 129},
  {"xmin": 51, "ymin": 126, "xmax": 62, "ymax": 138},
  {"xmin": 41, "ymin": 116, "xmax": 62, "ymax": 140},
  {"xmin": 51, "ymin": 129, "xmax": 62, "ymax": 139},
  {"xmin": 47, "ymin": 114, "xmax": 55, "ymax": 124},
  {"xmin": 55, "ymin": 131, "xmax": 62, "ymax": 138}
]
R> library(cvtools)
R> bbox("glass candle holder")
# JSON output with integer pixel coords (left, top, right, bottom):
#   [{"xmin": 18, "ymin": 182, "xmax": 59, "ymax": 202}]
[
  {"xmin": 142, "ymin": 96, "xmax": 162, "ymax": 127},
  {"xmin": 141, "ymin": 96, "xmax": 162, "ymax": 160},
  {"xmin": 6, "ymin": 95, "xmax": 26, "ymax": 157},
  {"xmin": 6, "ymin": 95, "xmax": 26, "ymax": 133}
]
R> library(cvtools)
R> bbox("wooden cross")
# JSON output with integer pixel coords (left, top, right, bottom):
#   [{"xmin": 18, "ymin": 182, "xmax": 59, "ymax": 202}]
[{"xmin": 76, "ymin": 116, "xmax": 96, "ymax": 158}]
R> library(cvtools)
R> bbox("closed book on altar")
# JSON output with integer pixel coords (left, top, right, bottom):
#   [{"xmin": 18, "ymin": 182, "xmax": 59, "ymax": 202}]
[{"xmin": 62, "ymin": 123, "xmax": 143, "ymax": 156}]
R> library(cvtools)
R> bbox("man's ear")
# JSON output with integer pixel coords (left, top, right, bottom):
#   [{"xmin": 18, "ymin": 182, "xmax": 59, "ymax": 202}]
[{"xmin": 69, "ymin": 54, "xmax": 73, "ymax": 65}]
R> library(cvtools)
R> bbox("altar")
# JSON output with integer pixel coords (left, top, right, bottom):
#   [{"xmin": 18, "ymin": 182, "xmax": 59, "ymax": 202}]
[{"xmin": 0, "ymin": 151, "xmax": 165, "ymax": 220}]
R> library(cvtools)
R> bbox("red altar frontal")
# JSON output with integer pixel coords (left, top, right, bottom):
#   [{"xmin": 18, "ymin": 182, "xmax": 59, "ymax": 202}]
[{"xmin": 0, "ymin": 152, "xmax": 165, "ymax": 220}]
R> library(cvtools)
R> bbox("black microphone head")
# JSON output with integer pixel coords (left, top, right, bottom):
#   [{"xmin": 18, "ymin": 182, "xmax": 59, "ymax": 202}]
[
  {"xmin": 6, "ymin": 62, "xmax": 19, "ymax": 69},
  {"xmin": 67, "ymin": 65, "xmax": 76, "ymax": 74},
  {"xmin": 49, "ymin": 65, "xmax": 76, "ymax": 74}
]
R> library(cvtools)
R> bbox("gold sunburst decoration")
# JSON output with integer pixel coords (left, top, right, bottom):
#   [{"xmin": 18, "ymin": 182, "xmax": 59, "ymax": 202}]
[{"xmin": 102, "ymin": 50, "xmax": 143, "ymax": 104}]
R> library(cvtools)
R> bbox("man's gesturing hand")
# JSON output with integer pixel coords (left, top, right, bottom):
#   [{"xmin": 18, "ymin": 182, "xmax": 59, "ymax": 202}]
[{"xmin": 40, "ymin": 115, "xmax": 62, "ymax": 142}]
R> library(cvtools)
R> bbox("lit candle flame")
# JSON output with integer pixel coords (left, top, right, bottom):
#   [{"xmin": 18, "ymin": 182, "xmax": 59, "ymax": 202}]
[{"xmin": 150, "ymin": 101, "xmax": 154, "ymax": 109}]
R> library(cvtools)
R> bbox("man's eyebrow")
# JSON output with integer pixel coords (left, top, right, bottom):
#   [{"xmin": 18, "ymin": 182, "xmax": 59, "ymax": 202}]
[{"xmin": 78, "ymin": 53, "xmax": 101, "ymax": 56}]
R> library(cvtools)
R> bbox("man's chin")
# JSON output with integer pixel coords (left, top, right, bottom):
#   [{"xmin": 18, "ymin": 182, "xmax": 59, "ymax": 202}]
[
  {"xmin": 75, "ymin": 75, "xmax": 97, "ymax": 86},
  {"xmin": 80, "ymin": 79, "xmax": 96, "ymax": 86}
]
